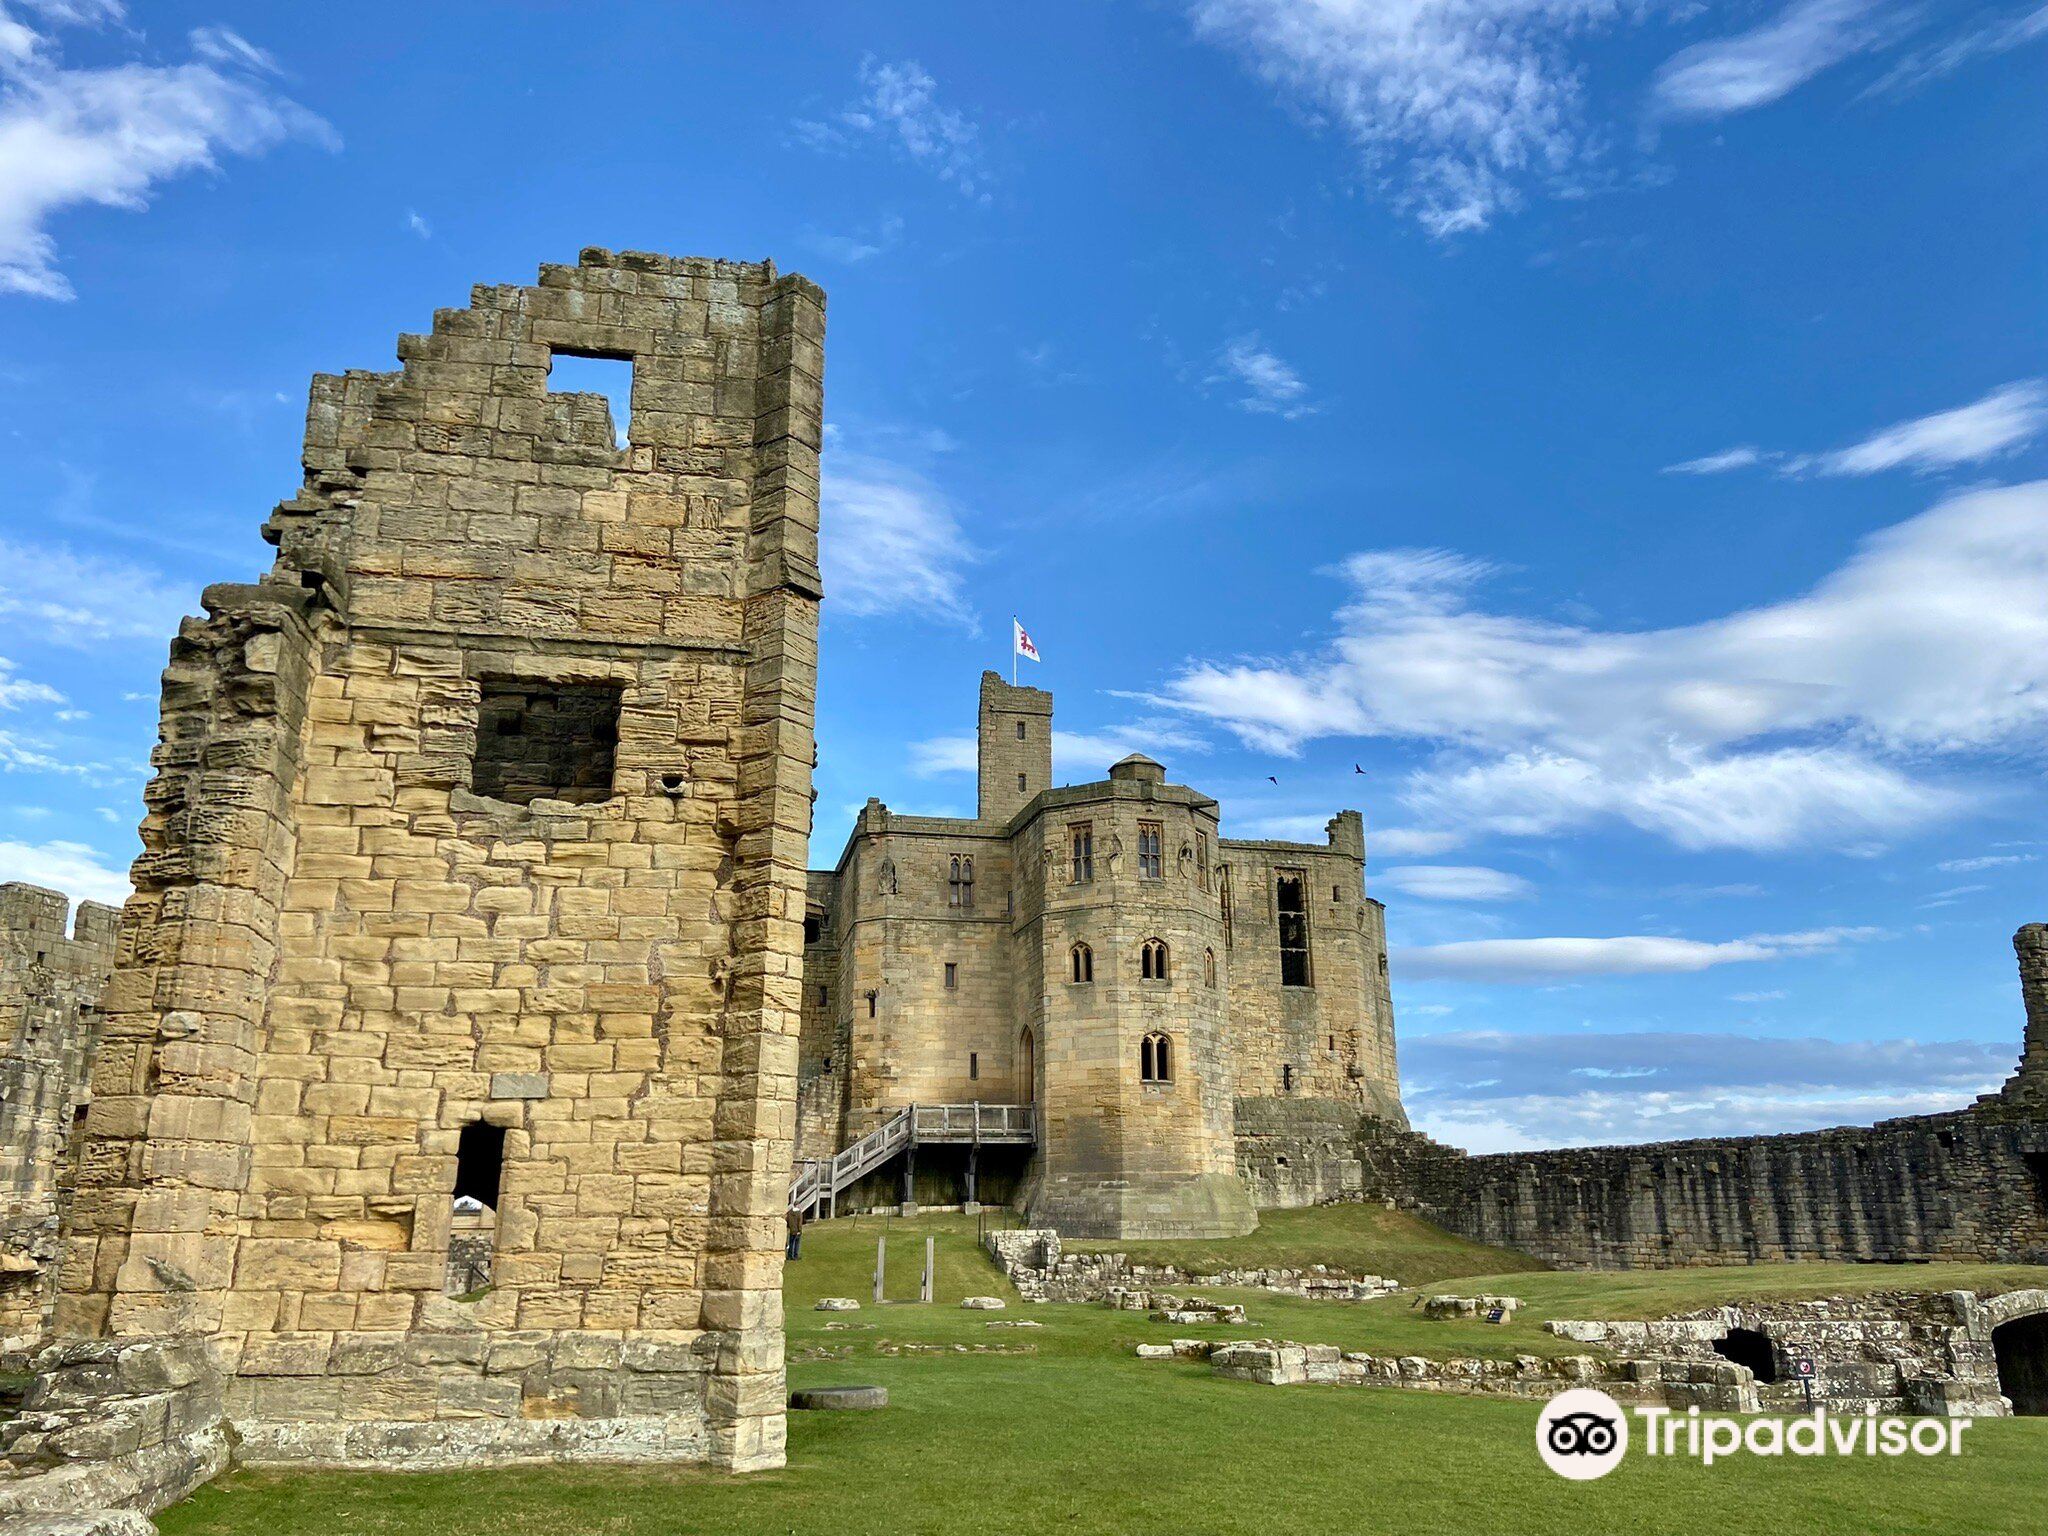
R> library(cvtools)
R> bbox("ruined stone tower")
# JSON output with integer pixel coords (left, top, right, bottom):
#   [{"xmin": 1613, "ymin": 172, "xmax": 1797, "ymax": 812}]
[
  {"xmin": 0, "ymin": 885, "xmax": 120, "ymax": 1357},
  {"xmin": 2004, "ymin": 923, "xmax": 2048, "ymax": 1111},
  {"xmin": 2, "ymin": 250, "xmax": 822, "ymax": 1516}
]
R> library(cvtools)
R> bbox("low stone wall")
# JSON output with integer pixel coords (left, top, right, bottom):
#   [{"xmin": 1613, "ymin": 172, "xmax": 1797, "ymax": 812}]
[
  {"xmin": 1544, "ymin": 1289, "xmax": 2032, "ymax": 1418},
  {"xmin": 0, "ymin": 1338, "xmax": 229, "ymax": 1522},
  {"xmin": 983, "ymin": 1229, "xmax": 1395, "ymax": 1304},
  {"xmin": 1208, "ymin": 1339, "xmax": 1758, "ymax": 1410}
]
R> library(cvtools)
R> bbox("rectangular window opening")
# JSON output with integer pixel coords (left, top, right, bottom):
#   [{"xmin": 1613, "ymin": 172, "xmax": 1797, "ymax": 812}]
[
  {"xmin": 944, "ymin": 962, "xmax": 958, "ymax": 991},
  {"xmin": 969, "ymin": 1051, "xmax": 980, "ymax": 1080},
  {"xmin": 472, "ymin": 679, "xmax": 622, "ymax": 806},
  {"xmin": 1071, "ymin": 823, "xmax": 1094, "ymax": 885},
  {"xmin": 1138, "ymin": 821, "xmax": 1163, "ymax": 880},
  {"xmin": 548, "ymin": 350, "xmax": 633, "ymax": 447},
  {"xmin": 1277, "ymin": 870, "xmax": 1312, "ymax": 988}
]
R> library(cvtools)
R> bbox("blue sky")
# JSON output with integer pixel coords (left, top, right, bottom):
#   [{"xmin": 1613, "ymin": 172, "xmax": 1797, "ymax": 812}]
[{"xmin": 1, "ymin": 1, "xmax": 2044, "ymax": 1151}]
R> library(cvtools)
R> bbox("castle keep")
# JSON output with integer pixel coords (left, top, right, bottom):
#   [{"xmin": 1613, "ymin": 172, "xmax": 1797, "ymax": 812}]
[
  {"xmin": 794, "ymin": 672, "xmax": 1406, "ymax": 1239},
  {"xmin": 1, "ymin": 249, "xmax": 823, "ymax": 1518}
]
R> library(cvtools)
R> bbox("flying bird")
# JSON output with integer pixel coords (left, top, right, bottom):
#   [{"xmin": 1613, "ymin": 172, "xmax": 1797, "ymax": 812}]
[
  {"xmin": 1353, "ymin": 764, "xmax": 1365, "ymax": 774},
  {"xmin": 1266, "ymin": 775, "xmax": 1278, "ymax": 785}
]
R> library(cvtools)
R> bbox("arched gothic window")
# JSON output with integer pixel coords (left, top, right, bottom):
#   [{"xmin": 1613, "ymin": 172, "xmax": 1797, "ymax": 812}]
[
  {"xmin": 948, "ymin": 854, "xmax": 975, "ymax": 909},
  {"xmin": 1204, "ymin": 947, "xmax": 1217, "ymax": 988},
  {"xmin": 1070, "ymin": 941, "xmax": 1094, "ymax": 984},
  {"xmin": 1140, "ymin": 1031, "xmax": 1173, "ymax": 1083},
  {"xmin": 1140, "ymin": 938, "xmax": 1169, "ymax": 982}
]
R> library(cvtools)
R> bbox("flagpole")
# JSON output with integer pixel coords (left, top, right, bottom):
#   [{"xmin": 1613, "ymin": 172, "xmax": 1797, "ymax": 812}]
[{"xmin": 1010, "ymin": 617, "xmax": 1016, "ymax": 687}]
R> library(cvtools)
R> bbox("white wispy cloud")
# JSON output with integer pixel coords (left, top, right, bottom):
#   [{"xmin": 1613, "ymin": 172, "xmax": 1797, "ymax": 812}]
[
  {"xmin": 1798, "ymin": 380, "xmax": 2048, "ymax": 475},
  {"xmin": 1937, "ymin": 852, "xmax": 2038, "ymax": 873},
  {"xmin": 913, "ymin": 721, "xmax": 1213, "ymax": 780},
  {"xmin": 1374, "ymin": 864, "xmax": 1534, "ymax": 902},
  {"xmin": 1212, "ymin": 334, "xmax": 1316, "ymax": 419},
  {"xmin": 799, "ymin": 214, "xmax": 904, "ymax": 265},
  {"xmin": 1396, "ymin": 925, "xmax": 1881, "ymax": 982},
  {"xmin": 1651, "ymin": 0, "xmax": 1910, "ymax": 120},
  {"xmin": 0, "ymin": 834, "xmax": 129, "ymax": 904},
  {"xmin": 1663, "ymin": 444, "xmax": 1763, "ymax": 475},
  {"xmin": 820, "ymin": 445, "xmax": 978, "ymax": 632},
  {"xmin": 0, "ymin": 537, "xmax": 192, "ymax": 644},
  {"xmin": 1864, "ymin": 3, "xmax": 2048, "ymax": 96},
  {"xmin": 1403, "ymin": 1028, "xmax": 2009, "ymax": 1149},
  {"xmin": 1667, "ymin": 381, "xmax": 2048, "ymax": 477},
  {"xmin": 793, "ymin": 58, "xmax": 988, "ymax": 202},
  {"xmin": 0, "ymin": 656, "xmax": 59, "ymax": 709},
  {"xmin": 405, "ymin": 208, "xmax": 430, "ymax": 239},
  {"xmin": 1186, "ymin": 0, "xmax": 1658, "ymax": 237},
  {"xmin": 1154, "ymin": 480, "xmax": 2048, "ymax": 852},
  {"xmin": 0, "ymin": 5, "xmax": 335, "ymax": 298}
]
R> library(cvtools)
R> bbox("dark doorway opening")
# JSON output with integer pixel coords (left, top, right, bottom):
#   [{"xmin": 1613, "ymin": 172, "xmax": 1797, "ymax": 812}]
[
  {"xmin": 1994, "ymin": 1312, "xmax": 2048, "ymax": 1414},
  {"xmin": 1712, "ymin": 1327, "xmax": 1778, "ymax": 1383}
]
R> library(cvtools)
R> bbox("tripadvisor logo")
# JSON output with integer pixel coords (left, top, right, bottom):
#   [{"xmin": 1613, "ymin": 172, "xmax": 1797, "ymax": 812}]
[
  {"xmin": 1537, "ymin": 1389, "xmax": 1629, "ymax": 1480},
  {"xmin": 1536, "ymin": 1388, "xmax": 1975, "ymax": 1480}
]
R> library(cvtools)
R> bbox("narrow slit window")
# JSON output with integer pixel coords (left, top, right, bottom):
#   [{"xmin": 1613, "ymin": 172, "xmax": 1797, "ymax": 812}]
[
  {"xmin": 970, "ymin": 1051, "xmax": 979, "ymax": 1081},
  {"xmin": 448, "ymin": 1120, "xmax": 506, "ymax": 1298},
  {"xmin": 472, "ymin": 680, "xmax": 622, "ymax": 805},
  {"xmin": 1277, "ymin": 871, "xmax": 1312, "ymax": 987},
  {"xmin": 944, "ymin": 962, "xmax": 958, "ymax": 991},
  {"xmin": 548, "ymin": 350, "xmax": 633, "ymax": 447},
  {"xmin": 1204, "ymin": 947, "xmax": 1216, "ymax": 988},
  {"xmin": 1017, "ymin": 772, "xmax": 1028, "ymax": 793},
  {"xmin": 1282, "ymin": 1063, "xmax": 1295, "ymax": 1093},
  {"xmin": 1016, "ymin": 721, "xmax": 1027, "ymax": 740}
]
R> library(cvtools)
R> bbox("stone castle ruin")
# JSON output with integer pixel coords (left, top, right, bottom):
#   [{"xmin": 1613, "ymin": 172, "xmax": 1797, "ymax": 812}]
[
  {"xmin": 0, "ymin": 248, "xmax": 2044, "ymax": 1522},
  {"xmin": 0, "ymin": 886, "xmax": 120, "ymax": 1355},
  {"xmin": 1, "ymin": 249, "xmax": 823, "ymax": 1520}
]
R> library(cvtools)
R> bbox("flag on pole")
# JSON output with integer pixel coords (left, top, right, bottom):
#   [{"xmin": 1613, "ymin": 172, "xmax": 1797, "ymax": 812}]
[{"xmin": 1013, "ymin": 619, "xmax": 1041, "ymax": 664}]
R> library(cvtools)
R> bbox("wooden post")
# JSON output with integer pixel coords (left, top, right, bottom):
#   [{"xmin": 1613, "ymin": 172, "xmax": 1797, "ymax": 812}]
[
  {"xmin": 921, "ymin": 1236, "xmax": 935, "ymax": 1303},
  {"xmin": 874, "ymin": 1234, "xmax": 885, "ymax": 1304}
]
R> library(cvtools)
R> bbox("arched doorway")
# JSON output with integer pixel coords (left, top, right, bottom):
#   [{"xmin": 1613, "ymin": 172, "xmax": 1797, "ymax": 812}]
[
  {"xmin": 1020, "ymin": 1026, "xmax": 1036, "ymax": 1104},
  {"xmin": 1994, "ymin": 1312, "xmax": 2048, "ymax": 1414}
]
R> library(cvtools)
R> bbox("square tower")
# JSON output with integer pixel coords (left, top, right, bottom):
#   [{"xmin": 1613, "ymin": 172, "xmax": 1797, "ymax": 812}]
[
  {"xmin": 11, "ymin": 251, "xmax": 822, "ymax": 1508},
  {"xmin": 977, "ymin": 671, "xmax": 1052, "ymax": 823}
]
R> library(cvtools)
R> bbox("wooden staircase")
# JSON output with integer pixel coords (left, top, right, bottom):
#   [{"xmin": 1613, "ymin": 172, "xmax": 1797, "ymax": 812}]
[{"xmin": 789, "ymin": 1102, "xmax": 1036, "ymax": 1216}]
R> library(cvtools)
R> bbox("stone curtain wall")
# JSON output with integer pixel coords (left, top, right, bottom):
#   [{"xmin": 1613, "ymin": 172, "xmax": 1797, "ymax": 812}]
[
  {"xmin": 1358, "ymin": 929, "xmax": 2048, "ymax": 1273},
  {"xmin": 1, "ymin": 250, "xmax": 822, "ymax": 1520},
  {"xmin": 0, "ymin": 885, "xmax": 119, "ymax": 1356}
]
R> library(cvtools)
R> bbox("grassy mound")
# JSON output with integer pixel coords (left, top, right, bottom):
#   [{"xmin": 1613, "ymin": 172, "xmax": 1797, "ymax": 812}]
[{"xmin": 1064, "ymin": 1202, "xmax": 1546, "ymax": 1287}]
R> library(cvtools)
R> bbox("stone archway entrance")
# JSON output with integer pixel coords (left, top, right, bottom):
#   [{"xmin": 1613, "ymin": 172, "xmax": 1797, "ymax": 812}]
[{"xmin": 1993, "ymin": 1312, "xmax": 2048, "ymax": 1415}]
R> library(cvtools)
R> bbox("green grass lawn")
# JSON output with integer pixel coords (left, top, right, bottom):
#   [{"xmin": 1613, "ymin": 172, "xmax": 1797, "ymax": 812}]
[{"xmin": 156, "ymin": 1210, "xmax": 2048, "ymax": 1536}]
